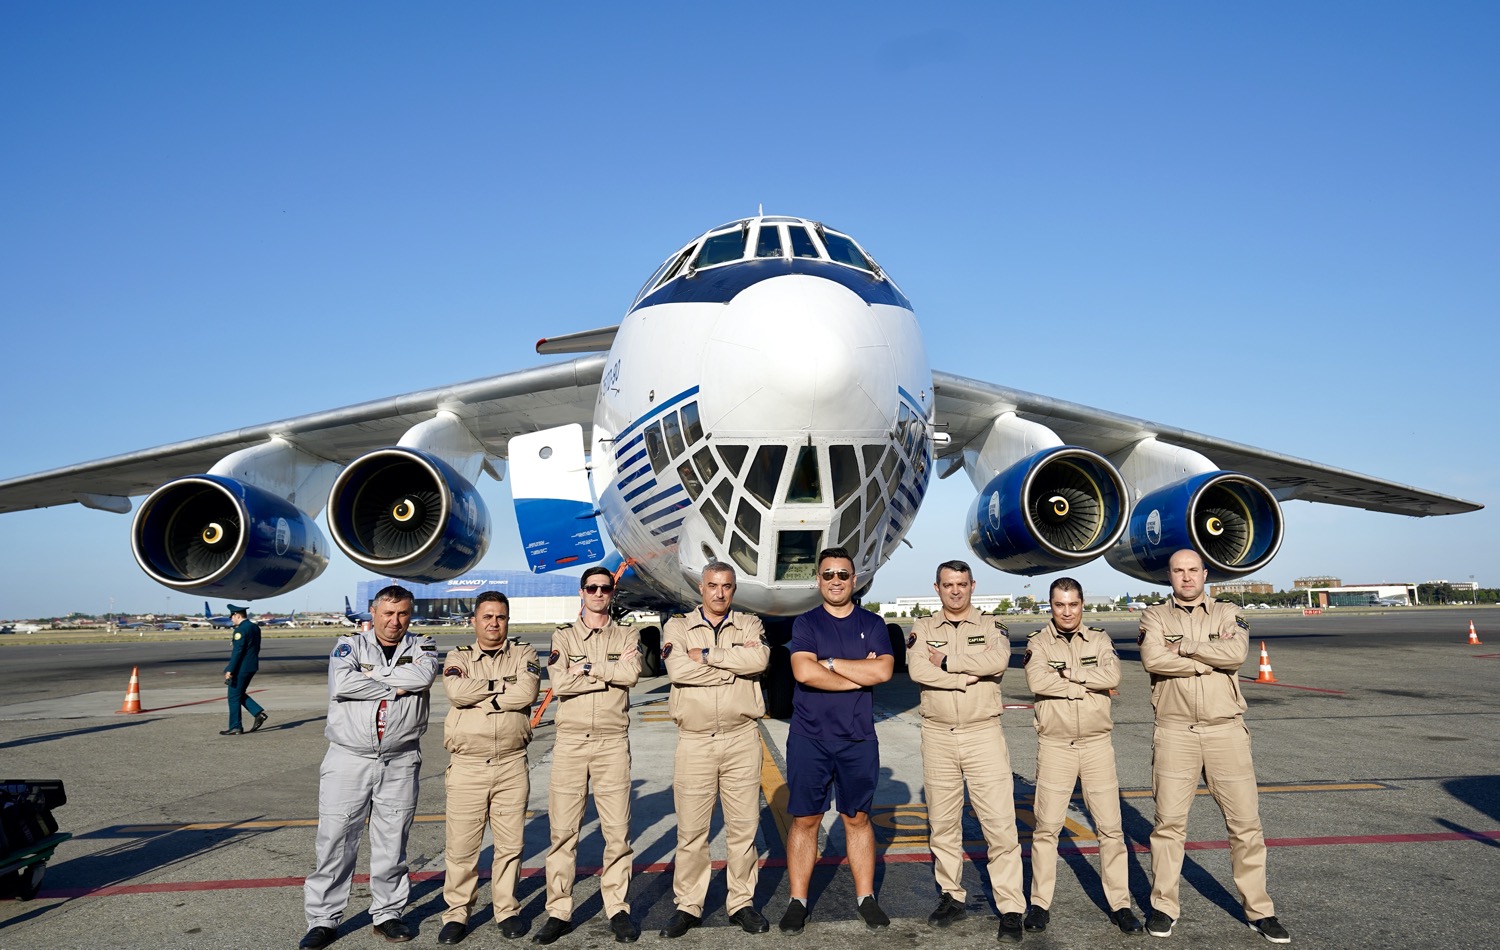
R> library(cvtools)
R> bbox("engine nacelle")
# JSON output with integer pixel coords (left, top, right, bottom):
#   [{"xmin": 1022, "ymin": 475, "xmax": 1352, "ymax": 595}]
[
  {"xmin": 131, "ymin": 475, "xmax": 329, "ymax": 597},
  {"xmin": 327, "ymin": 447, "xmax": 490, "ymax": 583},
  {"xmin": 1107, "ymin": 471, "xmax": 1283, "ymax": 583},
  {"xmin": 966, "ymin": 447, "xmax": 1129, "ymax": 575}
]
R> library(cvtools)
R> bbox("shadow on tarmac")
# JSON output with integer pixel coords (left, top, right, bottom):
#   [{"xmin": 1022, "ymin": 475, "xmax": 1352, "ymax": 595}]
[{"xmin": 0, "ymin": 719, "xmax": 153, "ymax": 751}]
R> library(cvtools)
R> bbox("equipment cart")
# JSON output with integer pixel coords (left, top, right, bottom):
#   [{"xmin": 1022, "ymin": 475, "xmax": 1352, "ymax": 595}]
[{"xmin": 0, "ymin": 779, "xmax": 69, "ymax": 900}]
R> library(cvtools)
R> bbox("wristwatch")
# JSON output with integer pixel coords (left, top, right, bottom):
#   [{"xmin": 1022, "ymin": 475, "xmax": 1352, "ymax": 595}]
[
  {"xmin": 823, "ymin": 657, "xmax": 835, "ymax": 672},
  {"xmin": 583, "ymin": 661, "xmax": 593, "ymax": 676}
]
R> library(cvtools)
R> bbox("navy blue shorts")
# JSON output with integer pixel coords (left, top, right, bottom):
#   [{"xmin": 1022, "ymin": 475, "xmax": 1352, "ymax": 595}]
[{"xmin": 786, "ymin": 732, "xmax": 879, "ymax": 817}]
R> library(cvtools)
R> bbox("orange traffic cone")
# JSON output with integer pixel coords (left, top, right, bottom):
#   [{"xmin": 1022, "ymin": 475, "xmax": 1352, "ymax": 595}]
[
  {"xmin": 1468, "ymin": 621, "xmax": 1482, "ymax": 645},
  {"xmin": 1254, "ymin": 642, "xmax": 1278, "ymax": 684},
  {"xmin": 117, "ymin": 666, "xmax": 142, "ymax": 714}
]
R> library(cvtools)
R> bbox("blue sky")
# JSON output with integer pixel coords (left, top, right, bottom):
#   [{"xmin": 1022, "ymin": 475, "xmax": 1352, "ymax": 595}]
[{"xmin": 2, "ymin": 2, "xmax": 1496, "ymax": 618}]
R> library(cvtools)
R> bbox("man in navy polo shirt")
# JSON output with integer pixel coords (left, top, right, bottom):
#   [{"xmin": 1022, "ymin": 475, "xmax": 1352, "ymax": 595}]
[{"xmin": 778, "ymin": 546, "xmax": 894, "ymax": 935}]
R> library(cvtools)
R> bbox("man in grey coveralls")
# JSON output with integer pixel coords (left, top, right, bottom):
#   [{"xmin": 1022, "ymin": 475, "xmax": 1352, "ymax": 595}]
[{"xmin": 299, "ymin": 586, "xmax": 441, "ymax": 949}]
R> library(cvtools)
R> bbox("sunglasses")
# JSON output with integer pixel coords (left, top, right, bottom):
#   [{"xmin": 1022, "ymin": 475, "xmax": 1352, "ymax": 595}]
[
  {"xmin": 818, "ymin": 569, "xmax": 852, "ymax": 581},
  {"xmin": 583, "ymin": 584, "xmax": 615, "ymax": 594}
]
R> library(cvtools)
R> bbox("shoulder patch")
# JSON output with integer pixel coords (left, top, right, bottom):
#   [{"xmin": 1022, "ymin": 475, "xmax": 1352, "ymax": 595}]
[
  {"xmin": 1089, "ymin": 626, "xmax": 1106, "ymax": 634},
  {"xmin": 661, "ymin": 642, "xmax": 674, "ymax": 659},
  {"xmin": 1236, "ymin": 616, "xmax": 1251, "ymax": 630},
  {"xmin": 526, "ymin": 662, "xmax": 541, "ymax": 675},
  {"xmin": 1028, "ymin": 629, "xmax": 1041, "ymax": 639},
  {"xmin": 456, "ymin": 644, "xmax": 472, "ymax": 651},
  {"xmin": 556, "ymin": 623, "xmax": 571, "ymax": 631},
  {"xmin": 1023, "ymin": 648, "xmax": 1032, "ymax": 665},
  {"xmin": 334, "ymin": 642, "xmax": 352, "ymax": 657},
  {"xmin": 444, "ymin": 666, "xmax": 464, "ymax": 677},
  {"xmin": 905, "ymin": 631, "xmax": 916, "ymax": 649},
  {"xmin": 547, "ymin": 649, "xmax": 560, "ymax": 666},
  {"xmin": 993, "ymin": 619, "xmax": 1008, "ymax": 632},
  {"xmin": 233, "ymin": 632, "xmax": 241, "ymax": 640}
]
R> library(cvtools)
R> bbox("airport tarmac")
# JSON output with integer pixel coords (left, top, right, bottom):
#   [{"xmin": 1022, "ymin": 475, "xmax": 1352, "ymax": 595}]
[{"xmin": 2, "ymin": 609, "xmax": 1497, "ymax": 949}]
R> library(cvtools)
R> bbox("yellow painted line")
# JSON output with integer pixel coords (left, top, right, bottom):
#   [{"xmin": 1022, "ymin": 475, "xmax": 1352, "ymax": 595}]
[
  {"xmin": 1119, "ymin": 782, "xmax": 1387, "ymax": 799},
  {"xmin": 115, "ymin": 811, "xmax": 539, "ymax": 834},
  {"xmin": 760, "ymin": 733, "xmax": 791, "ymax": 850}
]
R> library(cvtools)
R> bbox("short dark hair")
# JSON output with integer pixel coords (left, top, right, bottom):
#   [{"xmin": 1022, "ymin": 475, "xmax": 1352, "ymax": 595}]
[
  {"xmin": 817, "ymin": 546, "xmax": 854, "ymax": 569},
  {"xmin": 935, "ymin": 560, "xmax": 972, "ymax": 583},
  {"xmin": 372, "ymin": 585, "xmax": 415, "ymax": 607},
  {"xmin": 580, "ymin": 566, "xmax": 615, "ymax": 588},
  {"xmin": 1049, "ymin": 577, "xmax": 1083, "ymax": 600},
  {"xmin": 474, "ymin": 590, "xmax": 510, "ymax": 613}
]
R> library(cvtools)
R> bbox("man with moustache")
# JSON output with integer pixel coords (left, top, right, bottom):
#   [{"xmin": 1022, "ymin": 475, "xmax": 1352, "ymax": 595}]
[
  {"xmin": 437, "ymin": 591, "xmax": 541, "ymax": 945},
  {"xmin": 658, "ymin": 561, "xmax": 771, "ymax": 938}
]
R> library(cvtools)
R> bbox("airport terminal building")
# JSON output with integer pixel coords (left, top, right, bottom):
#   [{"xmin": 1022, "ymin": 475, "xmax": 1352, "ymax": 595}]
[{"xmin": 355, "ymin": 570, "xmax": 582, "ymax": 624}]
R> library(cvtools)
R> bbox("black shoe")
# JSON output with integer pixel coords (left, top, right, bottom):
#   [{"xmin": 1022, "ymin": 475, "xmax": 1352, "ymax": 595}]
[
  {"xmin": 609, "ymin": 911, "xmax": 639, "ymax": 943},
  {"xmin": 778, "ymin": 900, "xmax": 809, "ymax": 935},
  {"xmin": 1146, "ymin": 911, "xmax": 1174, "ymax": 938},
  {"xmin": 729, "ymin": 907, "xmax": 769, "ymax": 934},
  {"xmin": 997, "ymin": 912, "xmax": 1024, "ymax": 943},
  {"xmin": 857, "ymin": 896, "xmax": 889, "ymax": 930},
  {"xmin": 928, "ymin": 893, "xmax": 966, "ymax": 928},
  {"xmin": 1250, "ymin": 916, "xmax": 1291, "ymax": 944},
  {"xmin": 219, "ymin": 727, "xmax": 243, "ymax": 736},
  {"xmin": 1111, "ymin": 908, "xmax": 1145, "ymax": 934},
  {"xmin": 438, "ymin": 922, "xmax": 467, "ymax": 945},
  {"xmin": 373, "ymin": 919, "xmax": 415, "ymax": 943},
  {"xmin": 299, "ymin": 926, "xmax": 337, "ymax": 950},
  {"xmin": 1024, "ymin": 906, "xmax": 1049, "ymax": 932},
  {"xmin": 499, "ymin": 916, "xmax": 528, "ymax": 939},
  {"xmin": 659, "ymin": 911, "xmax": 701, "ymax": 939},
  {"xmin": 532, "ymin": 917, "xmax": 572, "ymax": 945},
  {"xmin": 251, "ymin": 711, "xmax": 269, "ymax": 732}
]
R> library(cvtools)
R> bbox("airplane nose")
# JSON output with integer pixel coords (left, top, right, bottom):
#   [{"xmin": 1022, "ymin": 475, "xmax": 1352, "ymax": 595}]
[{"xmin": 702, "ymin": 275, "xmax": 894, "ymax": 434}]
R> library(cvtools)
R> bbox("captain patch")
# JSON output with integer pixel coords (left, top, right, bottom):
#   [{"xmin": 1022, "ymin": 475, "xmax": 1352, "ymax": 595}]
[
  {"xmin": 1081, "ymin": 655, "xmax": 1099, "ymax": 667},
  {"xmin": 967, "ymin": 635, "xmax": 985, "ymax": 645},
  {"xmin": 420, "ymin": 643, "xmax": 437, "ymax": 652},
  {"xmin": 607, "ymin": 653, "xmax": 621, "ymax": 661},
  {"xmin": 503, "ymin": 675, "xmax": 518, "ymax": 684}
]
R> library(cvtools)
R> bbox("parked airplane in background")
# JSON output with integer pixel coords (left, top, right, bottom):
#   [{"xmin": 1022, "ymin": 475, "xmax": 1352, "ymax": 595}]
[
  {"xmin": 194, "ymin": 602, "xmax": 235, "ymax": 629},
  {"xmin": 1123, "ymin": 601, "xmax": 1151, "ymax": 611},
  {"xmin": 343, "ymin": 596, "xmax": 371, "ymax": 626},
  {"xmin": 112, "ymin": 616, "xmax": 151, "ymax": 630},
  {"xmin": 261, "ymin": 610, "xmax": 297, "ymax": 627},
  {"xmin": 0, "ymin": 213, "xmax": 1481, "ymax": 628},
  {"xmin": 158, "ymin": 621, "xmax": 183, "ymax": 630}
]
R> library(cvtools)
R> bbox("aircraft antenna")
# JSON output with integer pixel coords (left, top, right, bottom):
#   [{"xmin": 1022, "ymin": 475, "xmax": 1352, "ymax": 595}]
[{"xmin": 758, "ymin": 202, "xmax": 763, "ymax": 217}]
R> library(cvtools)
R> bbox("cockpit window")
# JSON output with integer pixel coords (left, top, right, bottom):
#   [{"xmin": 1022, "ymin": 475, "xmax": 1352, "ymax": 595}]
[
  {"xmin": 636, "ymin": 245, "xmax": 694, "ymax": 304},
  {"xmin": 695, "ymin": 229, "xmax": 747, "ymax": 268},
  {"xmin": 755, "ymin": 225, "xmax": 784, "ymax": 259},
  {"xmin": 744, "ymin": 445, "xmax": 787, "ymax": 506},
  {"xmin": 788, "ymin": 226, "xmax": 820, "ymax": 259},
  {"xmin": 821, "ymin": 230, "xmax": 873, "ymax": 273},
  {"xmin": 784, "ymin": 446, "xmax": 822, "ymax": 503}
]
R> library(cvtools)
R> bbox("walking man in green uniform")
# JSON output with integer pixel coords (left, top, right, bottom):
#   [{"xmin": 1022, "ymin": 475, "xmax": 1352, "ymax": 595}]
[
  {"xmin": 221, "ymin": 604, "xmax": 267, "ymax": 736},
  {"xmin": 1023, "ymin": 577, "xmax": 1142, "ymax": 934},
  {"xmin": 1140, "ymin": 549, "xmax": 1289, "ymax": 943}
]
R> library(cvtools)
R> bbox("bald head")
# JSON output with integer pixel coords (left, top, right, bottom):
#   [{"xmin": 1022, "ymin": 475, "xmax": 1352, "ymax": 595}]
[{"xmin": 1168, "ymin": 548, "xmax": 1207, "ymax": 603}]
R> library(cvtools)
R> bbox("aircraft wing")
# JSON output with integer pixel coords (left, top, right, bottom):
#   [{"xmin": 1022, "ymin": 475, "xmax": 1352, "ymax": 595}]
[
  {"xmin": 932, "ymin": 369, "xmax": 1481, "ymax": 517},
  {"xmin": 0, "ymin": 355, "xmax": 606, "ymax": 514}
]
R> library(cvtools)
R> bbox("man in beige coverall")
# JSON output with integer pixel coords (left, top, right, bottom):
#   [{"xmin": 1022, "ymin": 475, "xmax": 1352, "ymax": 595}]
[
  {"xmin": 906, "ymin": 559, "xmax": 1025, "ymax": 943},
  {"xmin": 533, "ymin": 567, "xmax": 641, "ymax": 946},
  {"xmin": 658, "ymin": 561, "xmax": 771, "ymax": 938},
  {"xmin": 438, "ymin": 591, "xmax": 540, "ymax": 945},
  {"xmin": 1023, "ymin": 577, "xmax": 1142, "ymax": 935},
  {"xmin": 1139, "ymin": 549, "xmax": 1289, "ymax": 944}
]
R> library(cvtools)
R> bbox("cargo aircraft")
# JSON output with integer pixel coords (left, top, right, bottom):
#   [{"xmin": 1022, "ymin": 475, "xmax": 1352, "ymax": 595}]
[{"xmin": 0, "ymin": 214, "xmax": 1480, "ymax": 633}]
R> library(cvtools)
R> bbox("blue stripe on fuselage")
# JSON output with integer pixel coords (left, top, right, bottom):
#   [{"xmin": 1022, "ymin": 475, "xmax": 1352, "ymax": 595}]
[{"xmin": 628, "ymin": 258, "xmax": 912, "ymax": 315}]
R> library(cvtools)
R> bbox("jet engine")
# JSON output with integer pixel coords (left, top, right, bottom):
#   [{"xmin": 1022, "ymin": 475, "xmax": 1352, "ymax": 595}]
[
  {"xmin": 966, "ymin": 447, "xmax": 1129, "ymax": 575},
  {"xmin": 131, "ymin": 475, "xmax": 329, "ymax": 597},
  {"xmin": 327, "ymin": 447, "xmax": 490, "ymax": 583},
  {"xmin": 1107, "ymin": 471, "xmax": 1283, "ymax": 583}
]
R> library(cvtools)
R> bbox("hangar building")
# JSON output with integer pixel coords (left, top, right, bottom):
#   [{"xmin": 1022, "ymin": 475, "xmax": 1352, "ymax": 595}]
[{"xmin": 356, "ymin": 570, "xmax": 582, "ymax": 624}]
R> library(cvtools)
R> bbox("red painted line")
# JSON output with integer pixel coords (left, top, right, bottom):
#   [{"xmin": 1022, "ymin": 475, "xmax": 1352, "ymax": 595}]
[
  {"xmin": 1238, "ymin": 677, "xmax": 1345, "ymax": 694},
  {"xmin": 143, "ymin": 689, "xmax": 268, "ymax": 713},
  {"xmin": 34, "ymin": 829, "xmax": 1500, "ymax": 899}
]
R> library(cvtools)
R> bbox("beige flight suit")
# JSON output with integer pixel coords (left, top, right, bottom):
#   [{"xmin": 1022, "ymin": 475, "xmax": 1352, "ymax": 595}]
[
  {"xmin": 1139, "ymin": 597, "xmax": 1273, "ymax": 920},
  {"xmin": 544, "ymin": 620, "xmax": 641, "ymax": 919},
  {"xmin": 907, "ymin": 608, "xmax": 1023, "ymax": 914},
  {"xmin": 662, "ymin": 608, "xmax": 769, "ymax": 918},
  {"xmin": 441, "ymin": 640, "xmax": 541, "ymax": 926},
  {"xmin": 1024, "ymin": 622, "xmax": 1128, "ymax": 912}
]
